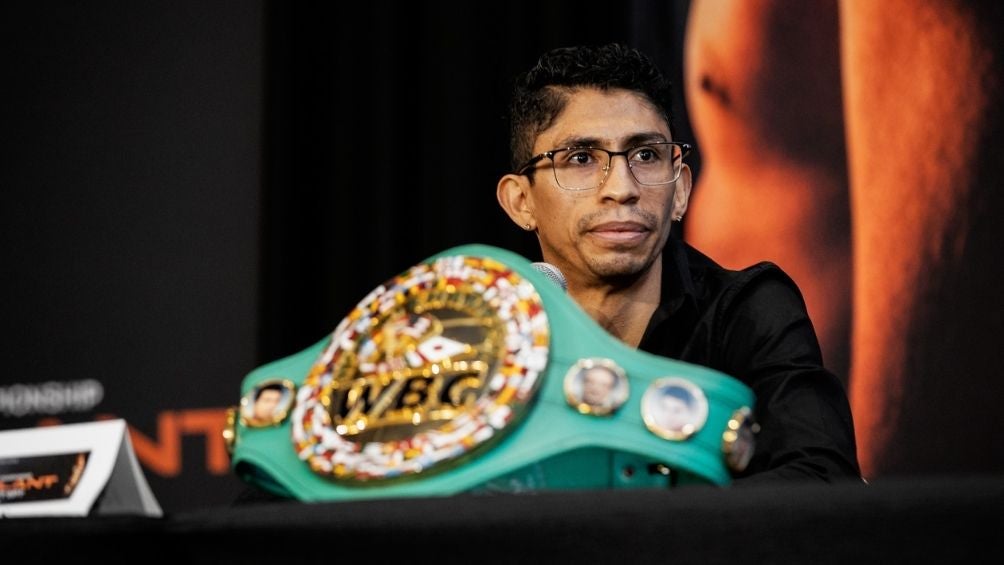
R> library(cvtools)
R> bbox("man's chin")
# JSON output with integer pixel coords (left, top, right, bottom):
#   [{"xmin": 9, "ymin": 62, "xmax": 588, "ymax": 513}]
[{"xmin": 586, "ymin": 252, "xmax": 653, "ymax": 280}]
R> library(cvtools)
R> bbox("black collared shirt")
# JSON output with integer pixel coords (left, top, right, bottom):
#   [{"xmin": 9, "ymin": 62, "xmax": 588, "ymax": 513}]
[{"xmin": 639, "ymin": 236, "xmax": 861, "ymax": 483}]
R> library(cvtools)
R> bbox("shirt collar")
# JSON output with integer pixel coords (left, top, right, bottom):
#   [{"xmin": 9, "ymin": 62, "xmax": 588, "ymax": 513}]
[{"xmin": 638, "ymin": 236, "xmax": 700, "ymax": 351}]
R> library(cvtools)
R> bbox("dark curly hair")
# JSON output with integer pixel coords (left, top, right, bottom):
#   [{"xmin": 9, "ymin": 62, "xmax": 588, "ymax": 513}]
[{"xmin": 508, "ymin": 43, "xmax": 675, "ymax": 173}]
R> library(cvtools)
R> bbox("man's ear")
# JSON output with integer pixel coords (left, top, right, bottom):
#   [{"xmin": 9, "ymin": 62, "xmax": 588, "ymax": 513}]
[
  {"xmin": 673, "ymin": 164, "xmax": 693, "ymax": 219},
  {"xmin": 497, "ymin": 173, "xmax": 536, "ymax": 231}
]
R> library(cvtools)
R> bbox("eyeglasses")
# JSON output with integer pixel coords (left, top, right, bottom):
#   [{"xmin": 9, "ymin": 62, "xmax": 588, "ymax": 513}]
[{"xmin": 516, "ymin": 141, "xmax": 691, "ymax": 191}]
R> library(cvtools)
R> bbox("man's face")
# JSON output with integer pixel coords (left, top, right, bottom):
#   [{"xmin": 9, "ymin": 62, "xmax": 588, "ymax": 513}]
[
  {"xmin": 254, "ymin": 388, "xmax": 283, "ymax": 420},
  {"xmin": 581, "ymin": 367, "xmax": 616, "ymax": 406},
  {"xmin": 658, "ymin": 394, "xmax": 691, "ymax": 430},
  {"xmin": 520, "ymin": 88, "xmax": 690, "ymax": 289}
]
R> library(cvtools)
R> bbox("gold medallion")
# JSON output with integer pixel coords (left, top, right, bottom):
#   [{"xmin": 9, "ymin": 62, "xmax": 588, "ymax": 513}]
[
  {"xmin": 721, "ymin": 407, "xmax": 758, "ymax": 472},
  {"xmin": 563, "ymin": 358, "xmax": 629, "ymax": 416},
  {"xmin": 223, "ymin": 406, "xmax": 238, "ymax": 455},
  {"xmin": 641, "ymin": 377, "xmax": 709, "ymax": 441},
  {"xmin": 239, "ymin": 378, "xmax": 296, "ymax": 428},
  {"xmin": 291, "ymin": 255, "xmax": 550, "ymax": 482}
]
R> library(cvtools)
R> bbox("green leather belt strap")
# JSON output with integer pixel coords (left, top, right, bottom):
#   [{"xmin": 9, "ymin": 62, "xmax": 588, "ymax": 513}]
[{"xmin": 228, "ymin": 244, "xmax": 756, "ymax": 501}]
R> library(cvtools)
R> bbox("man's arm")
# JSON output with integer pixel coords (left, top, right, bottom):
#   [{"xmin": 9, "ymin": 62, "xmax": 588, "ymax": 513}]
[{"xmin": 718, "ymin": 271, "xmax": 861, "ymax": 483}]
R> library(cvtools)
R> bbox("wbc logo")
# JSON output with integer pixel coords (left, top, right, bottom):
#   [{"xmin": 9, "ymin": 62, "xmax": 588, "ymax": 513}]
[{"xmin": 326, "ymin": 302, "xmax": 501, "ymax": 439}]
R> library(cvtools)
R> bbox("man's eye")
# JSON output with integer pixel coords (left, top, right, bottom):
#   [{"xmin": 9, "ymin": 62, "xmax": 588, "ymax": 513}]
[
  {"xmin": 566, "ymin": 150, "xmax": 595, "ymax": 165},
  {"xmin": 632, "ymin": 147, "xmax": 659, "ymax": 162}
]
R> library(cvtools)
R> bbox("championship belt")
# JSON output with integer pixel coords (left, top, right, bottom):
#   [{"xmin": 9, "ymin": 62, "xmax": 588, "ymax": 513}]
[{"xmin": 226, "ymin": 244, "xmax": 757, "ymax": 501}]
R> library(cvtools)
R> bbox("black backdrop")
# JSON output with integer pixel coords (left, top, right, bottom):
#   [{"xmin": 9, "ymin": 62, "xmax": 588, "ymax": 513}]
[
  {"xmin": 1, "ymin": 0, "xmax": 694, "ymax": 513},
  {"xmin": 2, "ymin": 1, "xmax": 265, "ymax": 511}
]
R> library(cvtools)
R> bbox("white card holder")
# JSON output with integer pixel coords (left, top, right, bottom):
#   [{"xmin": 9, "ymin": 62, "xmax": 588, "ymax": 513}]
[{"xmin": 0, "ymin": 419, "xmax": 162, "ymax": 517}]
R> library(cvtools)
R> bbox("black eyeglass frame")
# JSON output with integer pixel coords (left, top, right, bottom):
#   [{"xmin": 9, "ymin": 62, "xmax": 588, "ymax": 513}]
[{"xmin": 515, "ymin": 141, "xmax": 693, "ymax": 191}]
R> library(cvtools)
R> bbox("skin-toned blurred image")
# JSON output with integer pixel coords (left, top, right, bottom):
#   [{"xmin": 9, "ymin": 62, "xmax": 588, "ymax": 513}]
[
  {"xmin": 841, "ymin": 0, "xmax": 1004, "ymax": 477},
  {"xmin": 684, "ymin": 0, "xmax": 850, "ymax": 383},
  {"xmin": 685, "ymin": 0, "xmax": 1004, "ymax": 478}
]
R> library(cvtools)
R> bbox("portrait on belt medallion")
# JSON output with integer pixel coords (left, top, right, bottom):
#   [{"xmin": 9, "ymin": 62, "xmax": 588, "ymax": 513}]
[
  {"xmin": 564, "ymin": 358, "xmax": 629, "ymax": 416},
  {"xmin": 642, "ymin": 377, "xmax": 708, "ymax": 440},
  {"xmin": 240, "ymin": 379, "xmax": 295, "ymax": 428},
  {"xmin": 722, "ymin": 407, "xmax": 758, "ymax": 473}
]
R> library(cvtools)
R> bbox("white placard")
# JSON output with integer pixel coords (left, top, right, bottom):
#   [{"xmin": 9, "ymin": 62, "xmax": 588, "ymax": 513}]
[{"xmin": 0, "ymin": 419, "xmax": 162, "ymax": 517}]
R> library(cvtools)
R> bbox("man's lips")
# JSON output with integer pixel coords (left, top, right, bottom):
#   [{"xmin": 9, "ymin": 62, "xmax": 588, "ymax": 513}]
[{"xmin": 585, "ymin": 221, "xmax": 652, "ymax": 243}]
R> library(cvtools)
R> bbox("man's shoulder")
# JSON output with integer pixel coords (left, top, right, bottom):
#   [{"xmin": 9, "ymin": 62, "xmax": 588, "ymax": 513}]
[
  {"xmin": 677, "ymin": 240, "xmax": 800, "ymax": 304},
  {"xmin": 672, "ymin": 240, "xmax": 825, "ymax": 374}
]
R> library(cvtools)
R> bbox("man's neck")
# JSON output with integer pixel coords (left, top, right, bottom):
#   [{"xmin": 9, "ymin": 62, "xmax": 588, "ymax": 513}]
[{"xmin": 567, "ymin": 257, "xmax": 662, "ymax": 348}]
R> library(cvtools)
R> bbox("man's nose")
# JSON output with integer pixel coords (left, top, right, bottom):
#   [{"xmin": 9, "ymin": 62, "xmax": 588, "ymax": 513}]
[{"xmin": 597, "ymin": 155, "xmax": 641, "ymax": 203}]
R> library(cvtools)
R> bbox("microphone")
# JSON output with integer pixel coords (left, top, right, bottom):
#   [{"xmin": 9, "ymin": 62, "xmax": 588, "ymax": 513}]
[{"xmin": 531, "ymin": 262, "xmax": 567, "ymax": 292}]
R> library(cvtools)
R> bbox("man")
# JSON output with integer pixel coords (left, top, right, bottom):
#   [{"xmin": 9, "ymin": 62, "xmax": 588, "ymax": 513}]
[
  {"xmin": 496, "ymin": 43, "xmax": 859, "ymax": 482},
  {"xmin": 580, "ymin": 366, "xmax": 618, "ymax": 409},
  {"xmin": 250, "ymin": 384, "xmax": 285, "ymax": 423},
  {"xmin": 653, "ymin": 387, "xmax": 696, "ymax": 434}
]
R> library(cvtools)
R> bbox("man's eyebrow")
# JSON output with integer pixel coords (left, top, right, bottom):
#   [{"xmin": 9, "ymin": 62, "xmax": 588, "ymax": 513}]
[
  {"xmin": 550, "ymin": 132, "xmax": 670, "ymax": 150},
  {"xmin": 623, "ymin": 132, "xmax": 670, "ymax": 147},
  {"xmin": 552, "ymin": 135, "xmax": 603, "ymax": 149}
]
